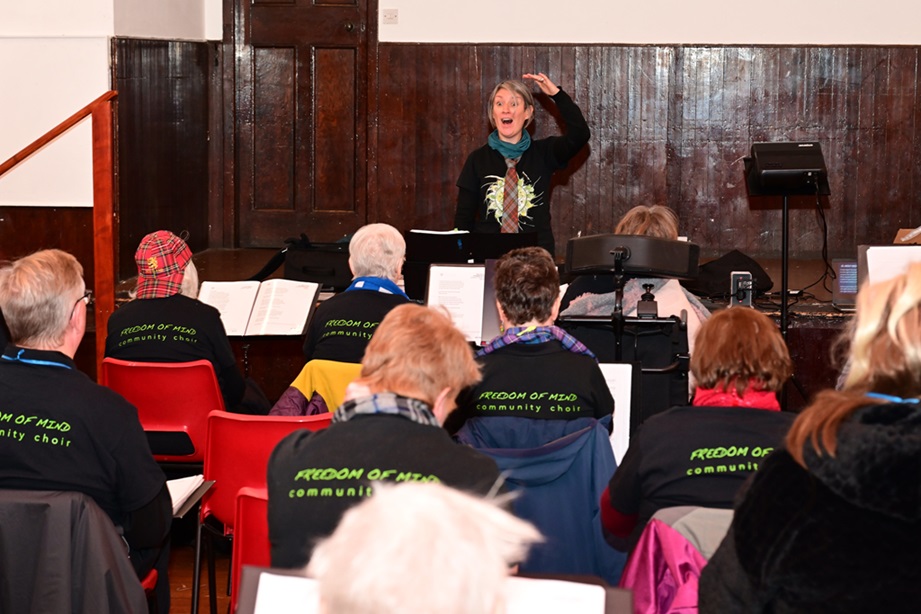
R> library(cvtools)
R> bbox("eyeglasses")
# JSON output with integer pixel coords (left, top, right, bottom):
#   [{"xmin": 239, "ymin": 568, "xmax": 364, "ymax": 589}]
[{"xmin": 72, "ymin": 290, "xmax": 93, "ymax": 316}]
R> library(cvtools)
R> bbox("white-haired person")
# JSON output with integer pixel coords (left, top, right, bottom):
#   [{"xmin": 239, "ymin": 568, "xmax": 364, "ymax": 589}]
[
  {"xmin": 0, "ymin": 249, "xmax": 171, "ymax": 612},
  {"xmin": 699, "ymin": 263, "xmax": 921, "ymax": 612},
  {"xmin": 307, "ymin": 482, "xmax": 541, "ymax": 614},
  {"xmin": 271, "ymin": 223, "xmax": 412, "ymax": 415},
  {"xmin": 268, "ymin": 304, "xmax": 501, "ymax": 569},
  {"xmin": 301, "ymin": 222, "xmax": 410, "ymax": 363}
]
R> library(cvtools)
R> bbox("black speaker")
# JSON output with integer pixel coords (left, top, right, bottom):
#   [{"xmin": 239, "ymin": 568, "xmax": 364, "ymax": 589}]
[{"xmin": 746, "ymin": 141, "xmax": 831, "ymax": 196}]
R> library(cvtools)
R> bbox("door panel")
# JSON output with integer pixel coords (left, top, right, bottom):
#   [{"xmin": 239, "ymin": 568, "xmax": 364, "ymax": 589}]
[{"xmin": 236, "ymin": 0, "xmax": 367, "ymax": 246}]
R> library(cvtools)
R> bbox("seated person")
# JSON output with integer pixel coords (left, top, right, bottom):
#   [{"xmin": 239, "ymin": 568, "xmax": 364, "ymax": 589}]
[
  {"xmin": 267, "ymin": 303, "xmax": 501, "ymax": 569},
  {"xmin": 0, "ymin": 249, "xmax": 172, "ymax": 612},
  {"xmin": 601, "ymin": 306, "xmax": 794, "ymax": 551},
  {"xmin": 301, "ymin": 222, "xmax": 410, "ymax": 362},
  {"xmin": 307, "ymin": 482, "xmax": 541, "ymax": 614},
  {"xmin": 560, "ymin": 205, "xmax": 710, "ymax": 359},
  {"xmin": 450, "ymin": 246, "xmax": 614, "ymax": 437},
  {"xmin": 105, "ymin": 230, "xmax": 268, "ymax": 414},
  {"xmin": 700, "ymin": 265, "xmax": 921, "ymax": 612},
  {"xmin": 272, "ymin": 223, "xmax": 411, "ymax": 415}
]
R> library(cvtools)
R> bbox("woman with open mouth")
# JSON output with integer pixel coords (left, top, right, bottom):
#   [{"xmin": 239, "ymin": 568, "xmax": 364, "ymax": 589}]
[{"xmin": 454, "ymin": 72, "xmax": 590, "ymax": 258}]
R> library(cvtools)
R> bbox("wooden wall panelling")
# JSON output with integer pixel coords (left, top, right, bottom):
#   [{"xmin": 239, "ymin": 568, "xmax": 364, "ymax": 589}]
[
  {"xmin": 374, "ymin": 44, "xmax": 920, "ymax": 261},
  {"xmin": 0, "ymin": 207, "xmax": 95, "ymax": 283},
  {"xmin": 113, "ymin": 38, "xmax": 211, "ymax": 280}
]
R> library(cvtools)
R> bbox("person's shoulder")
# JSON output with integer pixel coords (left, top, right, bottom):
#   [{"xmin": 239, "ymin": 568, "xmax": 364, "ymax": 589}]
[
  {"xmin": 83, "ymin": 379, "xmax": 142, "ymax": 416},
  {"xmin": 269, "ymin": 426, "xmax": 326, "ymax": 465}
]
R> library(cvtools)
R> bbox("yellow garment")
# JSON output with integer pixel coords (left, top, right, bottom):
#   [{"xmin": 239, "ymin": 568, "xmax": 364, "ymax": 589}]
[{"xmin": 289, "ymin": 359, "xmax": 362, "ymax": 411}]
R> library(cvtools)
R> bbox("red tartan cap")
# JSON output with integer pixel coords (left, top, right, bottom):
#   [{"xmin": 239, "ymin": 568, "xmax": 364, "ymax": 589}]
[{"xmin": 135, "ymin": 231, "xmax": 192, "ymax": 299}]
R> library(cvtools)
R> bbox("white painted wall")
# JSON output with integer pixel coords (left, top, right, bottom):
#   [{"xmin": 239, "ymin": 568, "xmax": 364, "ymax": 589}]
[
  {"xmin": 0, "ymin": 38, "xmax": 109, "ymax": 207},
  {"xmin": 378, "ymin": 0, "xmax": 921, "ymax": 45},
  {"xmin": 114, "ymin": 0, "xmax": 221, "ymax": 41},
  {"xmin": 0, "ymin": 0, "xmax": 215, "ymax": 208}
]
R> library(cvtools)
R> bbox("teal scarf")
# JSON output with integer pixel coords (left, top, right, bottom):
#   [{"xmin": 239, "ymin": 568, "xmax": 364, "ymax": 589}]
[{"xmin": 488, "ymin": 129, "xmax": 531, "ymax": 159}]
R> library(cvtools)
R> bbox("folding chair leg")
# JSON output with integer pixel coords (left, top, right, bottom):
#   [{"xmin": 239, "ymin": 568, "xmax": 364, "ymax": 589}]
[
  {"xmin": 207, "ymin": 531, "xmax": 218, "ymax": 614},
  {"xmin": 191, "ymin": 520, "xmax": 203, "ymax": 614}
]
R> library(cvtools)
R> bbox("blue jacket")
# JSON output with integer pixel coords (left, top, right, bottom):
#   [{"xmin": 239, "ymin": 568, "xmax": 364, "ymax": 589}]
[{"xmin": 456, "ymin": 415, "xmax": 625, "ymax": 584}]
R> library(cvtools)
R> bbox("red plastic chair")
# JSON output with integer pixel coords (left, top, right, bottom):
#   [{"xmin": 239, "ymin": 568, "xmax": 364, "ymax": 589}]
[
  {"xmin": 191, "ymin": 410, "xmax": 333, "ymax": 614},
  {"xmin": 99, "ymin": 358, "xmax": 225, "ymax": 464},
  {"xmin": 230, "ymin": 487, "xmax": 269, "ymax": 613}
]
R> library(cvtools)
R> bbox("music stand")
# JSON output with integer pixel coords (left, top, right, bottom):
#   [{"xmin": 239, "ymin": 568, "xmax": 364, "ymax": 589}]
[
  {"xmin": 563, "ymin": 234, "xmax": 700, "ymax": 361},
  {"xmin": 403, "ymin": 231, "xmax": 538, "ymax": 300},
  {"xmin": 744, "ymin": 142, "xmax": 831, "ymax": 340}
]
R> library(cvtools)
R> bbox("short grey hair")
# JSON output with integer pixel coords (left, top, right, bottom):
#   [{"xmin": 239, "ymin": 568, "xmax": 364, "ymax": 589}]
[
  {"xmin": 308, "ymin": 482, "xmax": 542, "ymax": 614},
  {"xmin": 348, "ymin": 223, "xmax": 405, "ymax": 281},
  {"xmin": 0, "ymin": 249, "xmax": 84, "ymax": 347},
  {"xmin": 180, "ymin": 261, "xmax": 200, "ymax": 299}
]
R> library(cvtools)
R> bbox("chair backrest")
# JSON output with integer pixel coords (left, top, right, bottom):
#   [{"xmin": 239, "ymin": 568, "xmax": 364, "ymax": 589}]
[
  {"xmin": 230, "ymin": 487, "xmax": 269, "ymax": 613},
  {"xmin": 649, "ymin": 505, "xmax": 734, "ymax": 561},
  {"xmin": 100, "ymin": 357, "xmax": 225, "ymax": 463},
  {"xmin": 200, "ymin": 410, "xmax": 333, "ymax": 532},
  {"xmin": 0, "ymin": 489, "xmax": 148, "ymax": 613}
]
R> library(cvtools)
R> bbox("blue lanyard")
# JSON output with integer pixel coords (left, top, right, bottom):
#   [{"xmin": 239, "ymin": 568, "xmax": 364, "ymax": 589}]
[
  {"xmin": 865, "ymin": 392, "xmax": 919, "ymax": 404},
  {"xmin": 1, "ymin": 349, "xmax": 73, "ymax": 369}
]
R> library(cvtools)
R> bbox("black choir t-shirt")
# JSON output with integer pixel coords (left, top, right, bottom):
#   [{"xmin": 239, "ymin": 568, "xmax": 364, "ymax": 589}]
[
  {"xmin": 301, "ymin": 290, "xmax": 410, "ymax": 362},
  {"xmin": 451, "ymin": 341, "xmax": 614, "ymax": 433},
  {"xmin": 105, "ymin": 293, "xmax": 245, "ymax": 409},
  {"xmin": 0, "ymin": 346, "xmax": 166, "ymax": 528},
  {"xmin": 608, "ymin": 404, "xmax": 794, "ymax": 548},
  {"xmin": 267, "ymin": 413, "xmax": 500, "ymax": 568}
]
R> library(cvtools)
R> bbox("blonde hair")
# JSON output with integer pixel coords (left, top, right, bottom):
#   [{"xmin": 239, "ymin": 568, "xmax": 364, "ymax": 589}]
[
  {"xmin": 358, "ymin": 304, "xmax": 480, "ymax": 406},
  {"xmin": 691, "ymin": 306, "xmax": 792, "ymax": 395},
  {"xmin": 615, "ymin": 205, "xmax": 679, "ymax": 240},
  {"xmin": 308, "ymin": 482, "xmax": 541, "ymax": 614},
  {"xmin": 787, "ymin": 263, "xmax": 921, "ymax": 464},
  {"xmin": 349, "ymin": 223, "xmax": 405, "ymax": 281},
  {"xmin": 0, "ymin": 249, "xmax": 84, "ymax": 347}
]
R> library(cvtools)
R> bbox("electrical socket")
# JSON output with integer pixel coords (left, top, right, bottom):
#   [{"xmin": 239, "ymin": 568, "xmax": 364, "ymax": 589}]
[
  {"xmin": 382, "ymin": 8, "xmax": 399, "ymax": 24},
  {"xmin": 730, "ymin": 271, "xmax": 753, "ymax": 307}
]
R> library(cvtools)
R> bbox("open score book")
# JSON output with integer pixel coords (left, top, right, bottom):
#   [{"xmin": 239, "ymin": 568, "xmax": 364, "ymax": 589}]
[{"xmin": 198, "ymin": 279, "xmax": 321, "ymax": 336}]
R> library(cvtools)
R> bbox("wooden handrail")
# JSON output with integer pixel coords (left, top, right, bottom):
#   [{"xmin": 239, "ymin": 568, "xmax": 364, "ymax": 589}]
[
  {"xmin": 0, "ymin": 91, "xmax": 117, "ymax": 177},
  {"xmin": 0, "ymin": 90, "xmax": 118, "ymax": 375}
]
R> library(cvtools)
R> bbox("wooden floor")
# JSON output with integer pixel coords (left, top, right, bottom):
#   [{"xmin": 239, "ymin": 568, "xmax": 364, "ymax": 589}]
[{"xmin": 166, "ymin": 524, "xmax": 231, "ymax": 614}]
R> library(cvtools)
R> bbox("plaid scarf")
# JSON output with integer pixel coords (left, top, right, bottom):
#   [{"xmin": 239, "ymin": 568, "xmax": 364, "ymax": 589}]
[
  {"xmin": 477, "ymin": 325, "xmax": 597, "ymax": 361},
  {"xmin": 333, "ymin": 392, "xmax": 440, "ymax": 427}
]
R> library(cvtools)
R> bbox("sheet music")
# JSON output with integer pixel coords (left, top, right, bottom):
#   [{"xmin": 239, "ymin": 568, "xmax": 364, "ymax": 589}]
[
  {"xmin": 246, "ymin": 572, "xmax": 604, "ymax": 614},
  {"xmin": 253, "ymin": 574, "xmax": 320, "ymax": 613},
  {"xmin": 409, "ymin": 228, "xmax": 470, "ymax": 235},
  {"xmin": 247, "ymin": 279, "xmax": 320, "ymax": 336},
  {"xmin": 198, "ymin": 280, "xmax": 261, "ymax": 336},
  {"xmin": 198, "ymin": 279, "xmax": 319, "ymax": 336},
  {"xmin": 598, "ymin": 363, "xmax": 633, "ymax": 465},
  {"xmin": 866, "ymin": 245, "xmax": 921, "ymax": 285},
  {"xmin": 426, "ymin": 264, "xmax": 486, "ymax": 344},
  {"xmin": 505, "ymin": 576, "xmax": 606, "ymax": 614}
]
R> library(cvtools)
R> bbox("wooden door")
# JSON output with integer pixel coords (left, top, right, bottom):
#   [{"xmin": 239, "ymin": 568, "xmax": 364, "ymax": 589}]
[{"xmin": 235, "ymin": 0, "xmax": 369, "ymax": 246}]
